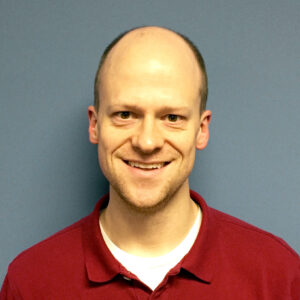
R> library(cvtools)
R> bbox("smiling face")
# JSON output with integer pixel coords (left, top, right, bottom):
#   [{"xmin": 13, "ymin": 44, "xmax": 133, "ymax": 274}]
[{"xmin": 89, "ymin": 27, "xmax": 211, "ymax": 211}]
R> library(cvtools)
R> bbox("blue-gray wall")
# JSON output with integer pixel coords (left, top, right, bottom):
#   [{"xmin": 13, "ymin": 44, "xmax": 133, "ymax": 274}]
[{"xmin": 1, "ymin": 0, "xmax": 299, "ymax": 282}]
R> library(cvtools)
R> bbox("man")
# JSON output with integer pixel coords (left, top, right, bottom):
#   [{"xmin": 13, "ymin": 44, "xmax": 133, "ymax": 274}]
[{"xmin": 1, "ymin": 26, "xmax": 299, "ymax": 299}]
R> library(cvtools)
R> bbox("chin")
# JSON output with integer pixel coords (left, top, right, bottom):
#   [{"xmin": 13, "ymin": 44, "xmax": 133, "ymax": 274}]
[{"xmin": 117, "ymin": 186, "xmax": 173, "ymax": 213}]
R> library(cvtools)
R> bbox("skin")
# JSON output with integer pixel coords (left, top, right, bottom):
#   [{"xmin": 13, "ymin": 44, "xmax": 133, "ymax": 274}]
[{"xmin": 88, "ymin": 26, "xmax": 211, "ymax": 257}]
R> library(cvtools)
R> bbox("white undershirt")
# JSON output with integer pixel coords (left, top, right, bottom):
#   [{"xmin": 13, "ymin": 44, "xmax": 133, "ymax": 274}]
[{"xmin": 100, "ymin": 207, "xmax": 201, "ymax": 291}]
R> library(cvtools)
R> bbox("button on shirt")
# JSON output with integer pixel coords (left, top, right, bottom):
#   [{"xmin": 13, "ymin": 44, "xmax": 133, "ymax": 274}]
[{"xmin": 1, "ymin": 191, "xmax": 299, "ymax": 299}]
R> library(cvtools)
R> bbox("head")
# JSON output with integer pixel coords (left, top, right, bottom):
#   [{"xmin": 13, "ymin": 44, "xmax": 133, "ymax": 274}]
[
  {"xmin": 88, "ymin": 26, "xmax": 211, "ymax": 212},
  {"xmin": 94, "ymin": 26, "xmax": 208, "ymax": 114}
]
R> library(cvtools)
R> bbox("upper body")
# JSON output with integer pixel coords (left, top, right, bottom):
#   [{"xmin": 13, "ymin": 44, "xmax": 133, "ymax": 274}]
[
  {"xmin": 1, "ymin": 191, "xmax": 299, "ymax": 299},
  {"xmin": 1, "ymin": 26, "xmax": 299, "ymax": 299}
]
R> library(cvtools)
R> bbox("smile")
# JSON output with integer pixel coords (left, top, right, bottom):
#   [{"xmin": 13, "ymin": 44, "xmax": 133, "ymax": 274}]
[{"xmin": 124, "ymin": 161, "xmax": 169, "ymax": 170}]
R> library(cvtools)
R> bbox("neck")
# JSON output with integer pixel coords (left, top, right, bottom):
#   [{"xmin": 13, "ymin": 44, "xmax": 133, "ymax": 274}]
[{"xmin": 100, "ymin": 183, "xmax": 201, "ymax": 257}]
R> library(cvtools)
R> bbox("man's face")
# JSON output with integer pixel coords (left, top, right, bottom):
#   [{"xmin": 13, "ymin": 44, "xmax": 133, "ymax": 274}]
[{"xmin": 89, "ymin": 29, "xmax": 210, "ymax": 211}]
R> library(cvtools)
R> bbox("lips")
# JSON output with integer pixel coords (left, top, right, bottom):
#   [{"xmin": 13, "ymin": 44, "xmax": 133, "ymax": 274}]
[{"xmin": 124, "ymin": 160, "xmax": 169, "ymax": 170}]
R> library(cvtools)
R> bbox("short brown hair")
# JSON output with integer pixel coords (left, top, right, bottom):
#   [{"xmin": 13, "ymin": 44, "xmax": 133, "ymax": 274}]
[{"xmin": 94, "ymin": 26, "xmax": 208, "ymax": 113}]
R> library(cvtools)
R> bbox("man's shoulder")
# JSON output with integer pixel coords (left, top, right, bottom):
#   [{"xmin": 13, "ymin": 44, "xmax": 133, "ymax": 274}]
[
  {"xmin": 192, "ymin": 190, "xmax": 298, "ymax": 260},
  {"xmin": 209, "ymin": 206, "xmax": 299, "ymax": 265},
  {"xmin": 7, "ymin": 216, "xmax": 88, "ymax": 278}
]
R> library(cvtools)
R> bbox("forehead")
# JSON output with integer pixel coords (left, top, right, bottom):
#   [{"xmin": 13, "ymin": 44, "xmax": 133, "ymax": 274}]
[
  {"xmin": 98, "ymin": 27, "xmax": 202, "ymax": 110},
  {"xmin": 101, "ymin": 28, "xmax": 200, "ymax": 77}
]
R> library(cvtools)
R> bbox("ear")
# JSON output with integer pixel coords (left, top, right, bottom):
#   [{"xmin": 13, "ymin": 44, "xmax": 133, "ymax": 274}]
[
  {"xmin": 88, "ymin": 106, "xmax": 99, "ymax": 144},
  {"xmin": 196, "ymin": 110, "xmax": 211, "ymax": 150}
]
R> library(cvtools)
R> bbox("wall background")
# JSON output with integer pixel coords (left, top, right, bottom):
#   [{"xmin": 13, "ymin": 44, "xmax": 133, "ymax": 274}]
[{"xmin": 1, "ymin": 0, "xmax": 299, "ymax": 283}]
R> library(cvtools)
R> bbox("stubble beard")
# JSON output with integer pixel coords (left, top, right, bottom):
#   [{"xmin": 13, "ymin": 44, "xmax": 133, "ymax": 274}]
[{"xmin": 109, "ymin": 173, "xmax": 189, "ymax": 215}]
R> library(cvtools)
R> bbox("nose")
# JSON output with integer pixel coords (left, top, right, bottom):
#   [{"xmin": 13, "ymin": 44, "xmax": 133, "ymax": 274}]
[{"xmin": 131, "ymin": 116, "xmax": 164, "ymax": 153}]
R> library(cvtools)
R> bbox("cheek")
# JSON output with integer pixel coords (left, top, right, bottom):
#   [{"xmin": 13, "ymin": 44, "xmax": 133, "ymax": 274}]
[
  {"xmin": 98, "ymin": 126, "xmax": 121, "ymax": 152},
  {"xmin": 97, "ymin": 130, "xmax": 114, "ymax": 171},
  {"xmin": 173, "ymin": 134, "xmax": 197, "ymax": 172},
  {"xmin": 168, "ymin": 130, "xmax": 198, "ymax": 154},
  {"xmin": 183, "ymin": 145, "xmax": 196, "ymax": 164},
  {"xmin": 97, "ymin": 142, "xmax": 108, "ymax": 174},
  {"xmin": 97, "ymin": 127, "xmax": 130, "ymax": 168}
]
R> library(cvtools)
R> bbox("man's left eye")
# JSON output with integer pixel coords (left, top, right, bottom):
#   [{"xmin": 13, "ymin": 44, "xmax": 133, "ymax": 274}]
[{"xmin": 167, "ymin": 114, "xmax": 179, "ymax": 122}]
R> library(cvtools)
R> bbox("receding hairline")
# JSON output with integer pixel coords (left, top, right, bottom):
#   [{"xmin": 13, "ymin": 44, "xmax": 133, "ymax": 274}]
[{"xmin": 94, "ymin": 26, "xmax": 208, "ymax": 113}]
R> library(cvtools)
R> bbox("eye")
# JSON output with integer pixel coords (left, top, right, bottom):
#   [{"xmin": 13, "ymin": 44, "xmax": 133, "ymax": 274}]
[
  {"xmin": 112, "ymin": 111, "xmax": 137, "ymax": 124},
  {"xmin": 118, "ymin": 111, "xmax": 131, "ymax": 119},
  {"xmin": 167, "ymin": 114, "xmax": 179, "ymax": 122}
]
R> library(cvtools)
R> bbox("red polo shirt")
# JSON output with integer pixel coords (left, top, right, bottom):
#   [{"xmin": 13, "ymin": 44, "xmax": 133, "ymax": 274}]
[{"xmin": 1, "ymin": 191, "xmax": 299, "ymax": 299}]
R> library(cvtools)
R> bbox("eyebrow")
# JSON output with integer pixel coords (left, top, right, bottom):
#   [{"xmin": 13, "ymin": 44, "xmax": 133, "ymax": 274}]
[{"xmin": 106, "ymin": 104, "xmax": 191, "ymax": 114}]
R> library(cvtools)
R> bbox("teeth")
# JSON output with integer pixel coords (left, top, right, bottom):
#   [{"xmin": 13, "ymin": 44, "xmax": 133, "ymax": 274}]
[{"xmin": 127, "ymin": 161, "xmax": 165, "ymax": 169}]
